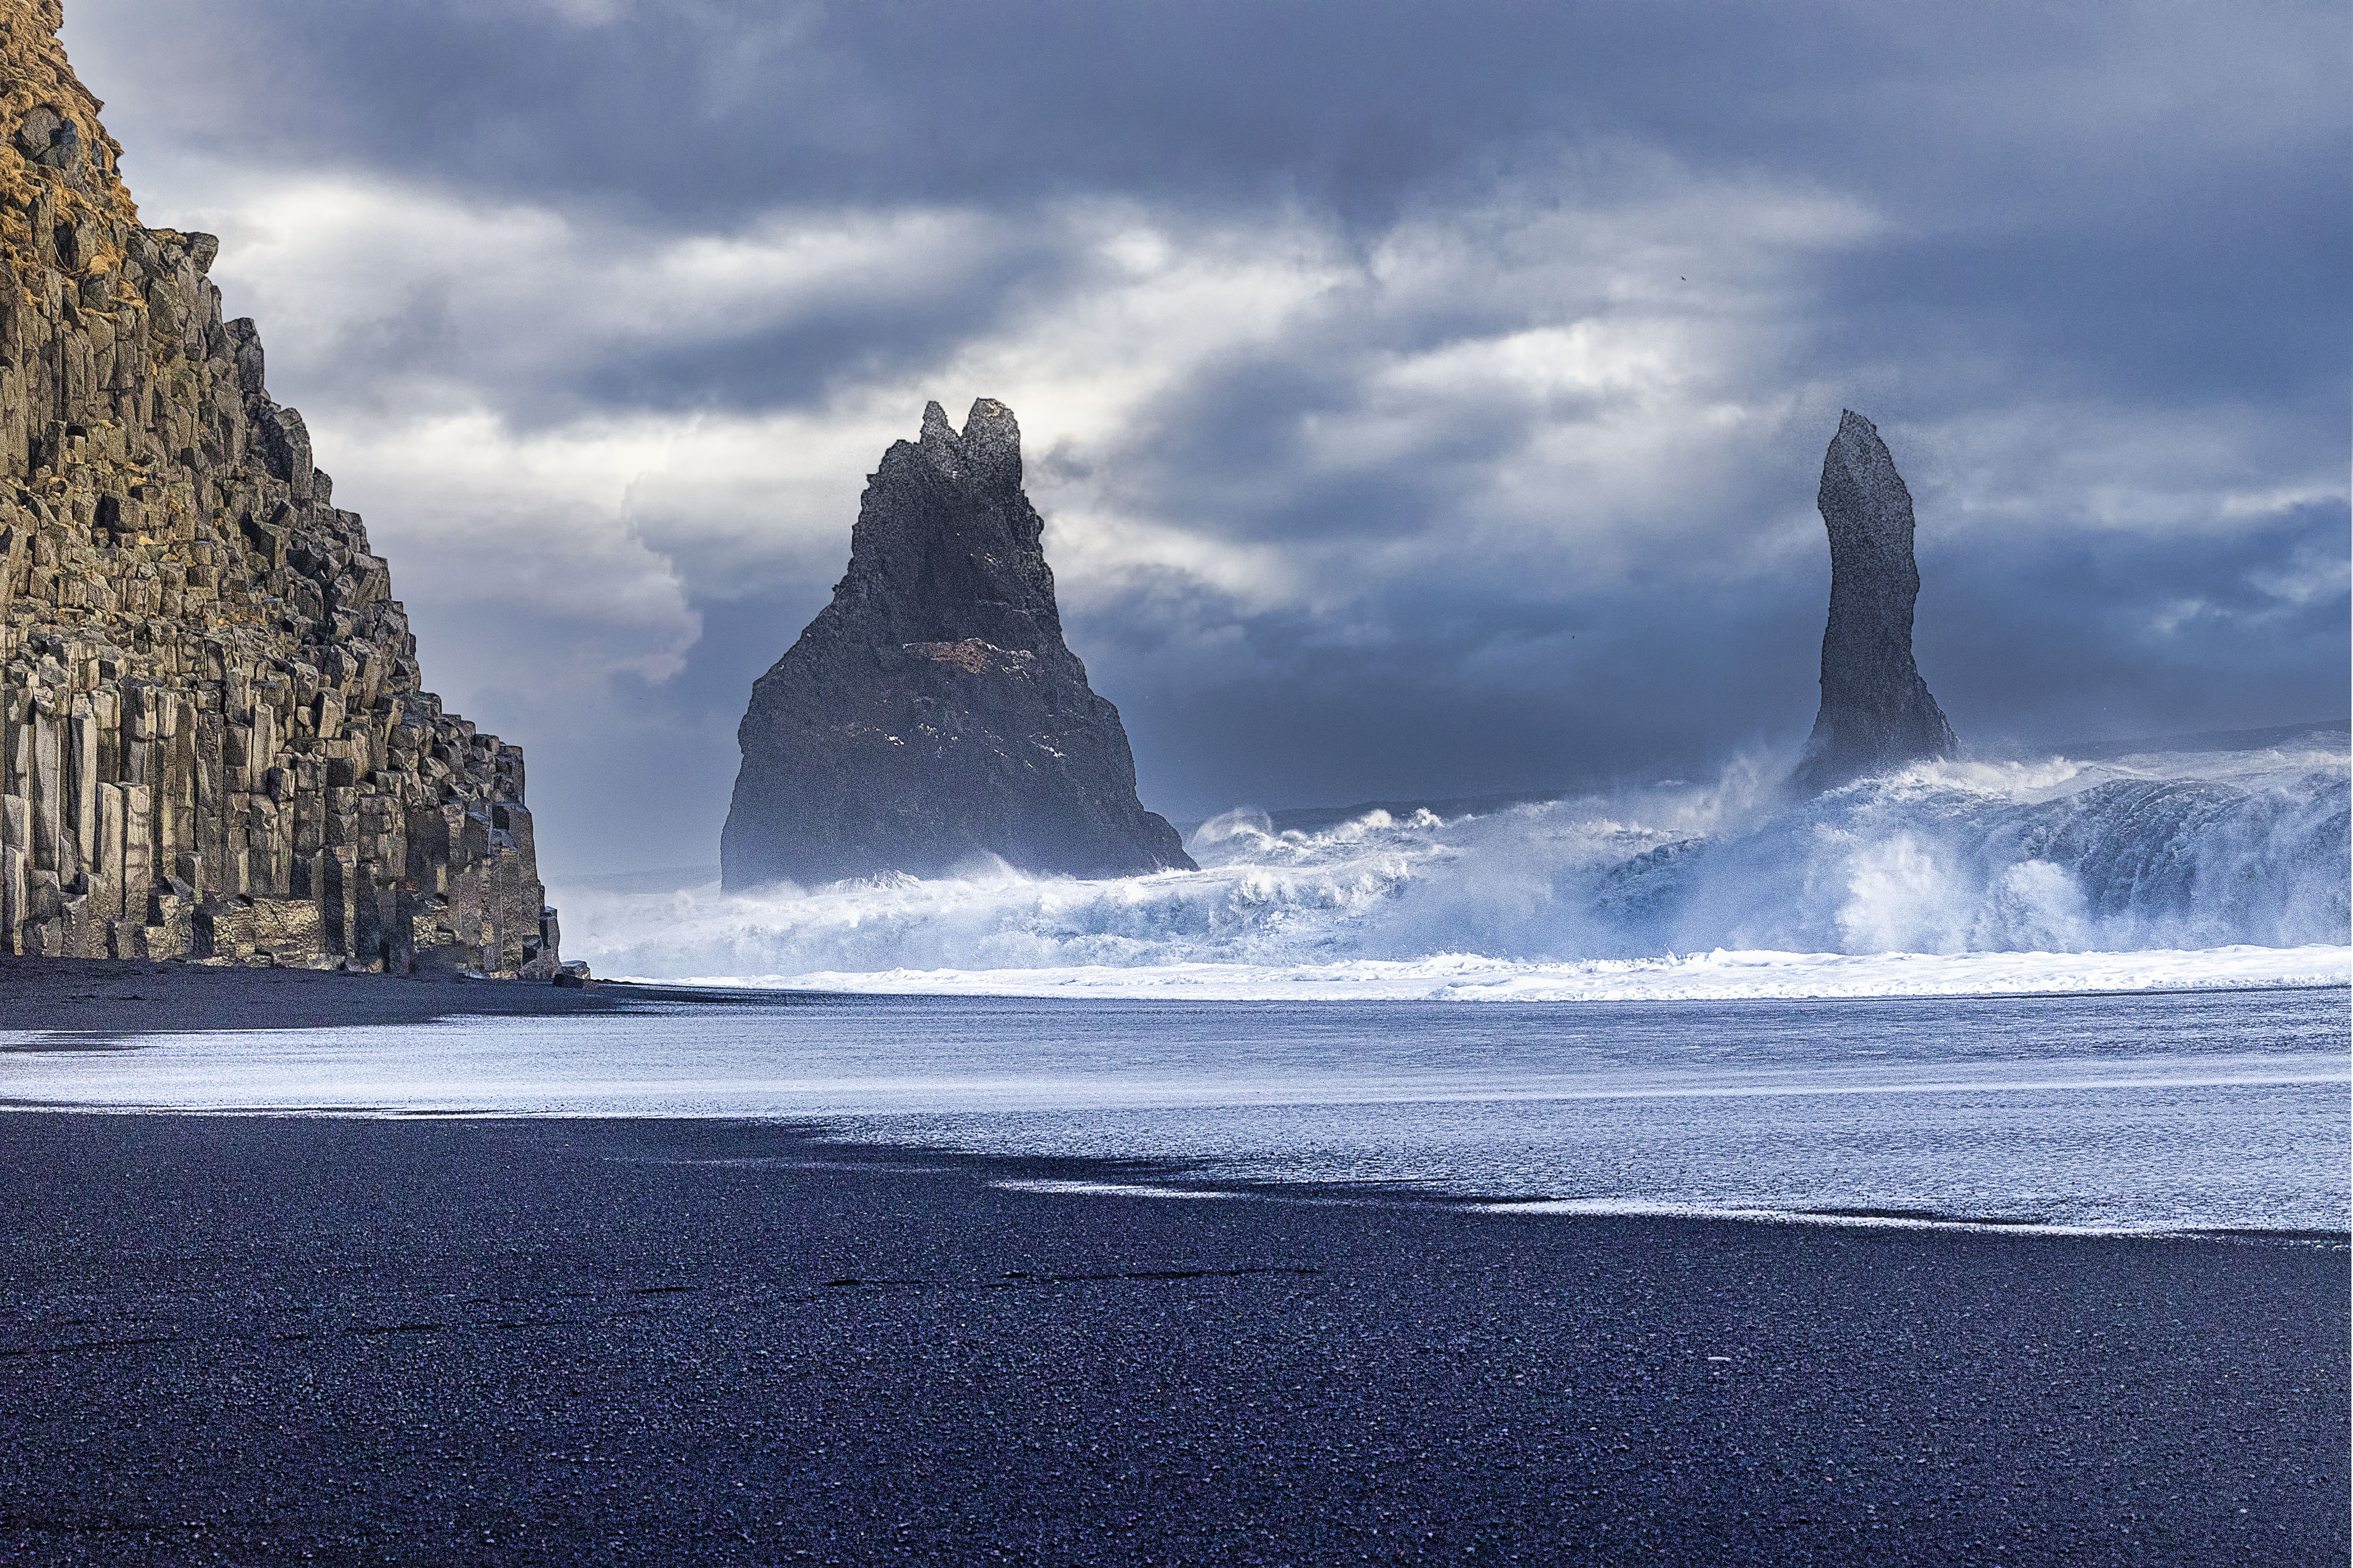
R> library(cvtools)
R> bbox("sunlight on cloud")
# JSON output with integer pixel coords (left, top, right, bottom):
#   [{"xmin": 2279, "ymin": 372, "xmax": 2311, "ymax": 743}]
[
  {"xmin": 312, "ymin": 411, "xmax": 701, "ymax": 680},
  {"xmin": 1914, "ymin": 403, "xmax": 2351, "ymax": 542},
  {"xmin": 623, "ymin": 203, "xmax": 1356, "ymax": 608},
  {"xmin": 147, "ymin": 158, "xmax": 1960, "ymax": 685}
]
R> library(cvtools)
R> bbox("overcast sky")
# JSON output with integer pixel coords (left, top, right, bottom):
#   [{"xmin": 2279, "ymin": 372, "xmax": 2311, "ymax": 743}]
[{"xmin": 63, "ymin": 0, "xmax": 2349, "ymax": 876}]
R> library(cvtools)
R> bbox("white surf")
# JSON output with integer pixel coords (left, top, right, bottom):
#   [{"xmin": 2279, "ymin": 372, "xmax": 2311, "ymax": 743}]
[{"xmin": 560, "ymin": 736, "xmax": 2350, "ymax": 1000}]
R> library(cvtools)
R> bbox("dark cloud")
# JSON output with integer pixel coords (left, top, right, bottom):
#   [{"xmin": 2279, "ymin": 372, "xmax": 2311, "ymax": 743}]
[
  {"xmin": 1078, "ymin": 499, "xmax": 2351, "ymax": 820},
  {"xmin": 82, "ymin": 0, "xmax": 2345, "ymax": 435},
  {"xmin": 1920, "ymin": 501, "xmax": 2352, "ymax": 748},
  {"xmin": 78, "ymin": 3, "xmax": 2341, "ymax": 219},
  {"xmin": 563, "ymin": 240, "xmax": 1076, "ymax": 418},
  {"xmin": 1817, "ymin": 166, "xmax": 2350, "ymax": 412}
]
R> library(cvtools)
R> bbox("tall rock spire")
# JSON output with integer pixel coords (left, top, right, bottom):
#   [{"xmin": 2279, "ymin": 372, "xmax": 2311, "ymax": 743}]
[
  {"xmin": 1793, "ymin": 410, "xmax": 1959, "ymax": 791},
  {"xmin": 722, "ymin": 398, "xmax": 1193, "ymax": 887},
  {"xmin": 0, "ymin": 1, "xmax": 560, "ymax": 973}
]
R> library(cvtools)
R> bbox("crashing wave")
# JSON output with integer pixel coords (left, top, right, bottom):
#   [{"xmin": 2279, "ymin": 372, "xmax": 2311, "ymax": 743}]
[{"xmin": 561, "ymin": 737, "xmax": 2351, "ymax": 989}]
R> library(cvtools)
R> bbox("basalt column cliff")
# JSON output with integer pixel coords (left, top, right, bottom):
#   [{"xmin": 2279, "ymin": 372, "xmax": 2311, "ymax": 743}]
[
  {"xmin": 1793, "ymin": 410, "xmax": 1959, "ymax": 791},
  {"xmin": 723, "ymin": 399, "xmax": 1193, "ymax": 887},
  {"xmin": 0, "ymin": 1, "xmax": 559, "ymax": 974}
]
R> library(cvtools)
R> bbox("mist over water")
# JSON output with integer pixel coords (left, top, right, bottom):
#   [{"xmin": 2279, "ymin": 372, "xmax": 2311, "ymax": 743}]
[{"xmin": 563, "ymin": 740, "xmax": 2350, "ymax": 993}]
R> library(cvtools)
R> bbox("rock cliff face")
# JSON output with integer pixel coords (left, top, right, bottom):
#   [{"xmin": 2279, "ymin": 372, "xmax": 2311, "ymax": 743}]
[
  {"xmin": 723, "ymin": 399, "xmax": 1193, "ymax": 887},
  {"xmin": 1793, "ymin": 410, "xmax": 1959, "ymax": 791},
  {"xmin": 0, "ymin": 1, "xmax": 559, "ymax": 974}
]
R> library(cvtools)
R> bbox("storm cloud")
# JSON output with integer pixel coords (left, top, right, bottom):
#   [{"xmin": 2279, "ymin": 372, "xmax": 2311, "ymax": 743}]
[{"xmin": 61, "ymin": 0, "xmax": 2348, "ymax": 874}]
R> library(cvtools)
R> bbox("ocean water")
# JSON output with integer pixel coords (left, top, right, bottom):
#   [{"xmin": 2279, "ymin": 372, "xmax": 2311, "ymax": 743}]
[
  {"xmin": 7, "ymin": 736, "xmax": 2344, "ymax": 1236},
  {"xmin": 5, "ymin": 987, "xmax": 2345, "ymax": 1235},
  {"xmin": 557, "ymin": 739, "xmax": 2351, "ymax": 999}
]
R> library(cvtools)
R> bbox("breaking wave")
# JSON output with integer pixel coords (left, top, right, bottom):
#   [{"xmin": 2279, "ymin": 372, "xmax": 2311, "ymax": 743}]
[{"xmin": 561, "ymin": 737, "xmax": 2350, "ymax": 996}]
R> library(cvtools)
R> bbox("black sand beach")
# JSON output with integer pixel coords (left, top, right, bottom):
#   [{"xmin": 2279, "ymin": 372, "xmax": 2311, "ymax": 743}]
[
  {"xmin": 0, "ymin": 1101, "xmax": 2343, "ymax": 1566},
  {"xmin": 0, "ymin": 957, "xmax": 632, "ymax": 1038}
]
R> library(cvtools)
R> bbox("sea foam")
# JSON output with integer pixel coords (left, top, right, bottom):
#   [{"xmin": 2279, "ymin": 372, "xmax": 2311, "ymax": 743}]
[{"xmin": 560, "ymin": 738, "xmax": 2351, "ymax": 998}]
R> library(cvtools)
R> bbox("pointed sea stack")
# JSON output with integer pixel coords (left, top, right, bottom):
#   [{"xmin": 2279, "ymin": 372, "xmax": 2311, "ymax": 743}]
[
  {"xmin": 1792, "ymin": 410, "xmax": 1959, "ymax": 791},
  {"xmin": 0, "ymin": 0, "xmax": 559, "ymax": 973},
  {"xmin": 721, "ymin": 399, "xmax": 1193, "ymax": 888}
]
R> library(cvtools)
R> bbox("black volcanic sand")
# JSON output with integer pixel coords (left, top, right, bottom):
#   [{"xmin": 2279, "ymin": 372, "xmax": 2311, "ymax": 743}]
[
  {"xmin": 0, "ymin": 956, "xmax": 713, "ymax": 1038},
  {"xmin": 0, "ymin": 1114, "xmax": 2342, "ymax": 1566}
]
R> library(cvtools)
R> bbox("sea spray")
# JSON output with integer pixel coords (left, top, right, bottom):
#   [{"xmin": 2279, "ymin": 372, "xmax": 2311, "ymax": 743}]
[{"xmin": 561, "ymin": 738, "xmax": 2350, "ymax": 988}]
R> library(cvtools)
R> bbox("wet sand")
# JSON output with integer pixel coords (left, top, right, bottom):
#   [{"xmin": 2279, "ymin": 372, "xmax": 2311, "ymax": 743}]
[{"xmin": 0, "ymin": 1111, "xmax": 2342, "ymax": 1565}]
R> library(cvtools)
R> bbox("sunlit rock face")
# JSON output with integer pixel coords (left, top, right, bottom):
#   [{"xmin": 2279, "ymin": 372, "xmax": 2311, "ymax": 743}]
[
  {"xmin": 722, "ymin": 398, "xmax": 1193, "ymax": 888},
  {"xmin": 0, "ymin": 0, "xmax": 559, "ymax": 975},
  {"xmin": 1793, "ymin": 409, "xmax": 1959, "ymax": 792}
]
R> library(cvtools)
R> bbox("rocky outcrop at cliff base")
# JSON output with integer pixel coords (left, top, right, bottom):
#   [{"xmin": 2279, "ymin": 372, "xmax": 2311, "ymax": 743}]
[{"xmin": 0, "ymin": 0, "xmax": 558, "ymax": 973}]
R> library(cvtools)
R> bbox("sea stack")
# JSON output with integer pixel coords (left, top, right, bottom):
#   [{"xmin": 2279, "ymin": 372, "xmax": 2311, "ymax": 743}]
[
  {"xmin": 0, "ymin": 1, "xmax": 560, "ymax": 974},
  {"xmin": 721, "ymin": 399, "xmax": 1194, "ymax": 888},
  {"xmin": 1792, "ymin": 410, "xmax": 1959, "ymax": 791}
]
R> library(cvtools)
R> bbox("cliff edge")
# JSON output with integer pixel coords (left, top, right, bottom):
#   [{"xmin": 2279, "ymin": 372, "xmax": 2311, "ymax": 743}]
[
  {"xmin": 0, "ymin": 1, "xmax": 559, "ymax": 974},
  {"xmin": 1792, "ymin": 410, "xmax": 1959, "ymax": 792},
  {"xmin": 722, "ymin": 398, "xmax": 1193, "ymax": 887}
]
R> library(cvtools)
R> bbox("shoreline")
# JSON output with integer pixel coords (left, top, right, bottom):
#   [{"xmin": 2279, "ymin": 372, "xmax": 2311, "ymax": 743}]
[
  {"xmin": 1, "ymin": 1112, "xmax": 2345, "ymax": 1565},
  {"xmin": 0, "ymin": 954, "xmax": 774, "ymax": 1038},
  {"xmin": 626, "ymin": 949, "xmax": 2353, "ymax": 1003},
  {"xmin": 6, "ymin": 951, "xmax": 2347, "ymax": 1044}
]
